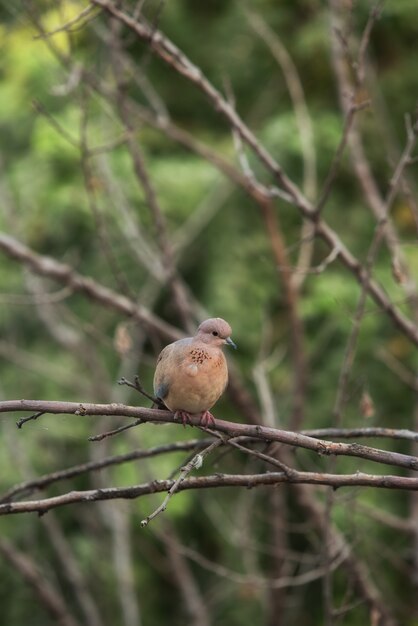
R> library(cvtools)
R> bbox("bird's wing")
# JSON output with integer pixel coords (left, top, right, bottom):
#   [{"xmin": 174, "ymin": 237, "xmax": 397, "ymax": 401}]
[{"xmin": 153, "ymin": 338, "xmax": 192, "ymax": 399}]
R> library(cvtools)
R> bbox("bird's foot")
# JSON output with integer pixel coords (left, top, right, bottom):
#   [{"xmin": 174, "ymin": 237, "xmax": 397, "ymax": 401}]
[
  {"xmin": 199, "ymin": 411, "xmax": 216, "ymax": 428},
  {"xmin": 174, "ymin": 410, "xmax": 193, "ymax": 427}
]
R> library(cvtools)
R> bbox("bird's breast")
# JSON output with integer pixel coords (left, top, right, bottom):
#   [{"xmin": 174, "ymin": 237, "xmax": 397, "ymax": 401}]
[{"xmin": 164, "ymin": 349, "xmax": 228, "ymax": 414}]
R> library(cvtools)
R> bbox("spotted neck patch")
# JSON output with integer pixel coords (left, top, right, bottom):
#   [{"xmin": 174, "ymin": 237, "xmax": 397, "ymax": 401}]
[{"xmin": 189, "ymin": 347, "xmax": 210, "ymax": 365}]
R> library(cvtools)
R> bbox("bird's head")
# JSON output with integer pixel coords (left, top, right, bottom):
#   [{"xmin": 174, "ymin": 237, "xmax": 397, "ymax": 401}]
[{"xmin": 196, "ymin": 318, "xmax": 237, "ymax": 349}]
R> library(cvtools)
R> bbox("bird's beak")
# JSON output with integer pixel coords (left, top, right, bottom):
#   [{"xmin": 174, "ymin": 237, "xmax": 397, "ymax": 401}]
[{"xmin": 225, "ymin": 336, "xmax": 237, "ymax": 349}]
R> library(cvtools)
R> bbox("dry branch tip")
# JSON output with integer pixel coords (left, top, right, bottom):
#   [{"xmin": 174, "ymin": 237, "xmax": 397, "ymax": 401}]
[{"xmin": 16, "ymin": 411, "xmax": 45, "ymax": 429}]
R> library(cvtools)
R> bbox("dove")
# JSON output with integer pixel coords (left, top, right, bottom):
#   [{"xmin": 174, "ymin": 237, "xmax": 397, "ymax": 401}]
[{"xmin": 153, "ymin": 318, "xmax": 236, "ymax": 427}]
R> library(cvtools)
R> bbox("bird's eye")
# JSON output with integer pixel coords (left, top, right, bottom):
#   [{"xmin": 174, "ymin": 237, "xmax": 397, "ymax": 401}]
[{"xmin": 212, "ymin": 331, "xmax": 219, "ymax": 336}]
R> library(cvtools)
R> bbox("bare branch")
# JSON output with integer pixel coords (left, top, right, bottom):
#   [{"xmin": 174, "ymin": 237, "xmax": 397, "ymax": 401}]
[
  {"xmin": 90, "ymin": 0, "xmax": 309, "ymax": 210},
  {"xmin": 302, "ymin": 427, "xmax": 418, "ymax": 442},
  {"xmin": 28, "ymin": 2, "xmax": 418, "ymax": 349},
  {"xmin": 2, "ymin": 470, "xmax": 418, "ymax": 517},
  {"xmin": 0, "ymin": 232, "xmax": 180, "ymax": 341},
  {"xmin": 0, "ymin": 439, "xmax": 212, "ymax": 504},
  {"xmin": 2, "ymin": 400, "xmax": 418, "ymax": 472}
]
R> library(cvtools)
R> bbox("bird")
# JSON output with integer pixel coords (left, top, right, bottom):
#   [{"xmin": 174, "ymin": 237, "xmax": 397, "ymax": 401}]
[{"xmin": 153, "ymin": 318, "xmax": 236, "ymax": 427}]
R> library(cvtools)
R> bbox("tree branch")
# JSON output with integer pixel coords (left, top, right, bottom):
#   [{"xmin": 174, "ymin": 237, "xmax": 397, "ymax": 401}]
[
  {"xmin": 1, "ymin": 400, "xmax": 418, "ymax": 472},
  {"xmin": 89, "ymin": 0, "xmax": 418, "ymax": 352},
  {"xmin": 1, "ymin": 470, "xmax": 418, "ymax": 517},
  {"xmin": 0, "ymin": 232, "xmax": 180, "ymax": 341},
  {"xmin": 0, "ymin": 439, "xmax": 213, "ymax": 503}
]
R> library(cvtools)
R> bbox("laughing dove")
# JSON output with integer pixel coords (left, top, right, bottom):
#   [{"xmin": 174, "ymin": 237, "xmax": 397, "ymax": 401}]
[{"xmin": 153, "ymin": 318, "xmax": 236, "ymax": 427}]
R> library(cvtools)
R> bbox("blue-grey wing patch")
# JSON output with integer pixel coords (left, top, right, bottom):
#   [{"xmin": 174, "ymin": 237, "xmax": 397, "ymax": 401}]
[{"xmin": 154, "ymin": 381, "xmax": 169, "ymax": 401}]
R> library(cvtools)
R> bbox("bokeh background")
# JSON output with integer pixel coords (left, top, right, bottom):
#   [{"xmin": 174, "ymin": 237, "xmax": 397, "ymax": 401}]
[{"xmin": 1, "ymin": 1, "xmax": 418, "ymax": 625}]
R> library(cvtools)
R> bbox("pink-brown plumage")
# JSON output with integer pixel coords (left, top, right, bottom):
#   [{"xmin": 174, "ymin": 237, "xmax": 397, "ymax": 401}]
[{"xmin": 153, "ymin": 318, "xmax": 236, "ymax": 426}]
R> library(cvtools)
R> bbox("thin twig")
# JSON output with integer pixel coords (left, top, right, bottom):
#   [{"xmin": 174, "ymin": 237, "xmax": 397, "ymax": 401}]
[
  {"xmin": 33, "ymin": 4, "xmax": 99, "ymax": 40},
  {"xmin": 314, "ymin": 100, "xmax": 370, "ymax": 216},
  {"xmin": 118, "ymin": 376, "xmax": 158, "ymax": 404},
  {"xmin": 140, "ymin": 440, "xmax": 224, "ymax": 527},
  {"xmin": 355, "ymin": 1, "xmax": 384, "ymax": 84},
  {"xmin": 16, "ymin": 411, "xmax": 45, "ymax": 429},
  {"xmin": 277, "ymin": 244, "xmax": 341, "ymax": 275},
  {"xmin": 33, "ymin": 99, "xmax": 80, "ymax": 149},
  {"xmin": 88, "ymin": 419, "xmax": 143, "ymax": 442},
  {"xmin": 302, "ymin": 427, "xmax": 418, "ymax": 442},
  {"xmin": 172, "ymin": 540, "xmax": 348, "ymax": 589},
  {"xmin": 227, "ymin": 439, "xmax": 296, "ymax": 477}
]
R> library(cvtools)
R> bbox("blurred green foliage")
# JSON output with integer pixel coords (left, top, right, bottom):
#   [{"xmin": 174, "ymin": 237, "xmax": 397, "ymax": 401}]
[{"xmin": 1, "ymin": 1, "xmax": 418, "ymax": 625}]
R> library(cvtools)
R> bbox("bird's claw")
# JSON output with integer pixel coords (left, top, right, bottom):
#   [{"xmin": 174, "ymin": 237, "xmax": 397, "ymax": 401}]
[
  {"xmin": 199, "ymin": 411, "xmax": 216, "ymax": 428},
  {"xmin": 174, "ymin": 410, "xmax": 193, "ymax": 427},
  {"xmin": 173, "ymin": 410, "xmax": 216, "ymax": 428}
]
